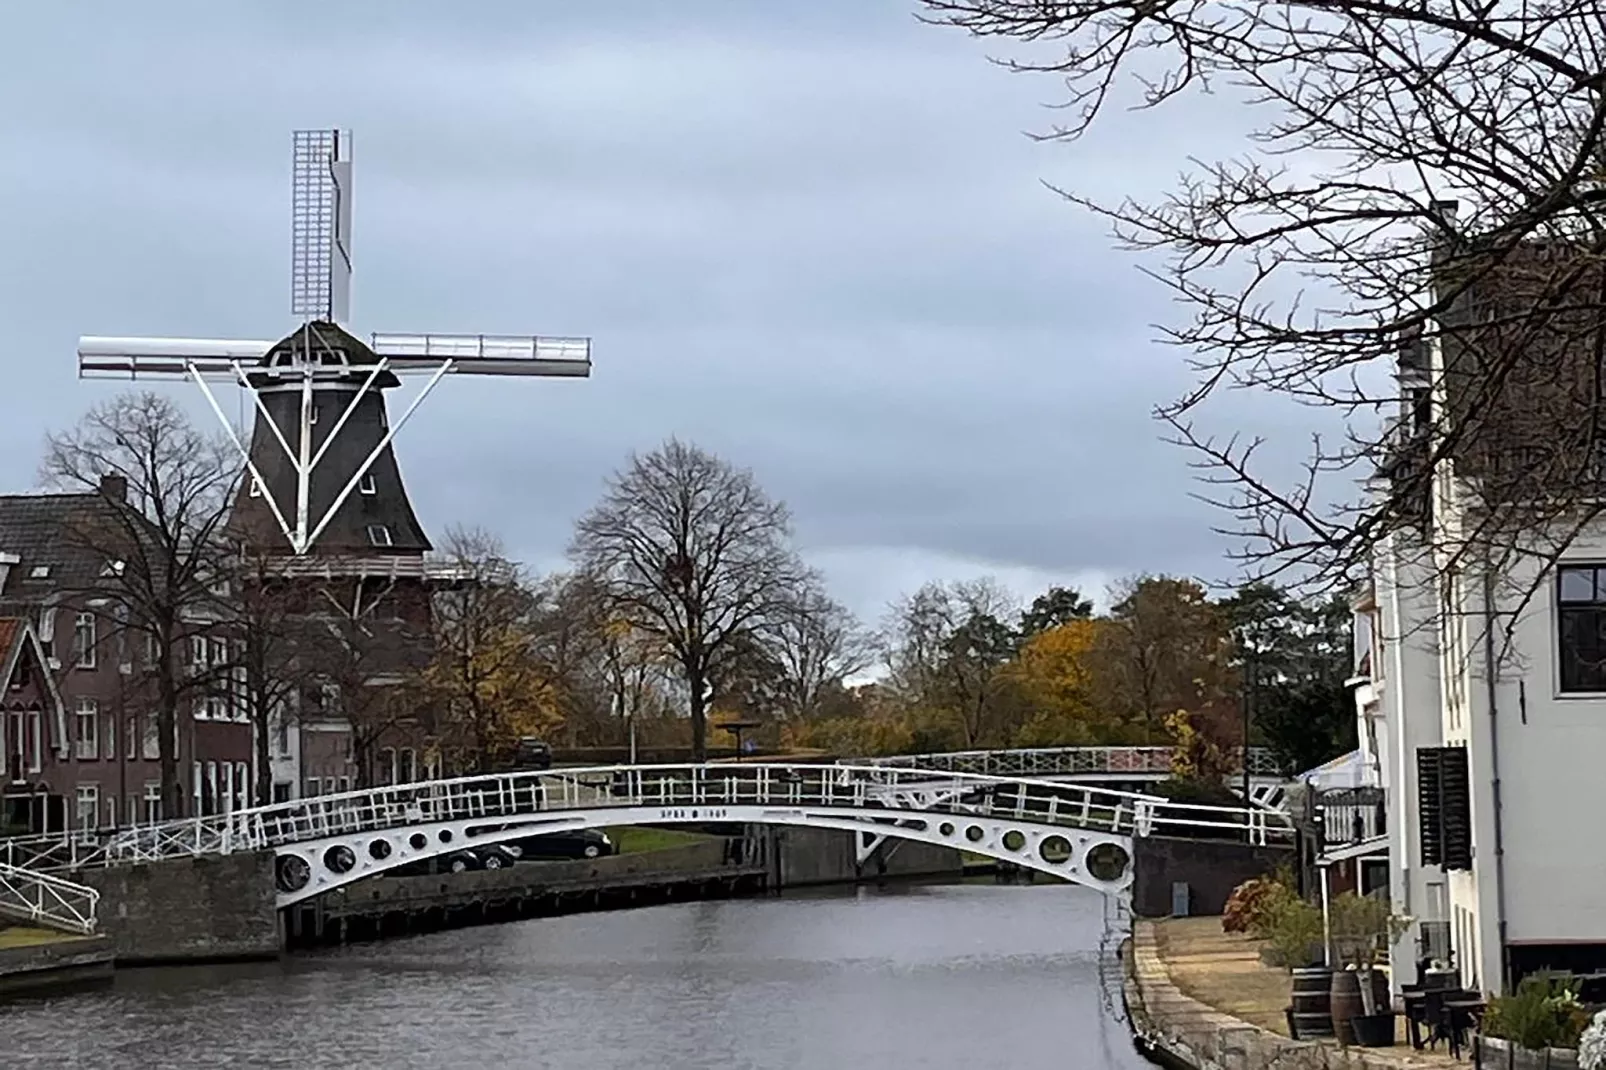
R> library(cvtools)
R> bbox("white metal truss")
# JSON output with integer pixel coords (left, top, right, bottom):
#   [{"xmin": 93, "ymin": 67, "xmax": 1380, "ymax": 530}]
[
  {"xmin": 0, "ymin": 861, "xmax": 99, "ymax": 935},
  {"xmin": 290, "ymin": 128, "xmax": 353, "ymax": 324},
  {"xmin": 0, "ymin": 763, "xmax": 1295, "ymax": 911}
]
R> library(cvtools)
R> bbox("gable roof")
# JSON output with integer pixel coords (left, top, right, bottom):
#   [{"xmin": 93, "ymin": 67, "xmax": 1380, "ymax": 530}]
[{"xmin": 0, "ymin": 616, "xmax": 69, "ymax": 757}]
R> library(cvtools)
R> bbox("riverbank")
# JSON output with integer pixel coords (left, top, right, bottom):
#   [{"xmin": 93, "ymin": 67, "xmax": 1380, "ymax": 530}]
[
  {"xmin": 0, "ymin": 927, "xmax": 113, "ymax": 996},
  {"xmin": 1125, "ymin": 918, "xmax": 1455, "ymax": 1070}
]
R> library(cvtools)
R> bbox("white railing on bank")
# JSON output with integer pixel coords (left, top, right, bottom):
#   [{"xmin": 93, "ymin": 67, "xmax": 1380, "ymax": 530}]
[
  {"xmin": 0, "ymin": 861, "xmax": 100, "ymax": 935},
  {"xmin": 853, "ymin": 745, "xmax": 1286, "ymax": 779},
  {"xmin": 0, "ymin": 762, "xmax": 1296, "ymax": 875}
]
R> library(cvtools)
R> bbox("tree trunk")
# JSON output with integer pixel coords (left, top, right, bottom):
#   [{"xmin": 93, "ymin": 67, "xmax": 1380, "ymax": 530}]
[
  {"xmin": 688, "ymin": 665, "xmax": 708, "ymax": 763},
  {"xmin": 158, "ymin": 686, "xmax": 182, "ymax": 820},
  {"xmin": 253, "ymin": 698, "xmax": 274, "ymax": 807}
]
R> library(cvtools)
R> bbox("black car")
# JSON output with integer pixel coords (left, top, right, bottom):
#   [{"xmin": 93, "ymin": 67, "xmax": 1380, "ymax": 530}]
[
  {"xmin": 500, "ymin": 829, "xmax": 615, "ymax": 861},
  {"xmin": 508, "ymin": 737, "xmax": 552, "ymax": 772}
]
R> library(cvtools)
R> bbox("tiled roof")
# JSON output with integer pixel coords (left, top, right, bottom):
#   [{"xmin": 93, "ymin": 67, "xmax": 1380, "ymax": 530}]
[
  {"xmin": 0, "ymin": 617, "xmax": 20, "ymax": 667},
  {"xmin": 0, "ymin": 492, "xmax": 129, "ymax": 606}
]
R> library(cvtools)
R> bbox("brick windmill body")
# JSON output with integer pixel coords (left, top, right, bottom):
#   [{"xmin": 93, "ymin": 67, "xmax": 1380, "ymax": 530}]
[{"xmin": 77, "ymin": 129, "xmax": 591, "ymax": 798}]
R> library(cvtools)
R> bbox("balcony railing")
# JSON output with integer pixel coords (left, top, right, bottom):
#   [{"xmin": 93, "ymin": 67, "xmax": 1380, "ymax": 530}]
[{"xmin": 1313, "ymin": 786, "xmax": 1387, "ymax": 846}]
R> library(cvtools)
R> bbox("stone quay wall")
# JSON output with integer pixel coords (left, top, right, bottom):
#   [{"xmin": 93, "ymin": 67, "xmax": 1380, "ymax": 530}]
[
  {"xmin": 77, "ymin": 852, "xmax": 280, "ymax": 965},
  {"xmin": 1124, "ymin": 922, "xmax": 1426, "ymax": 1070}
]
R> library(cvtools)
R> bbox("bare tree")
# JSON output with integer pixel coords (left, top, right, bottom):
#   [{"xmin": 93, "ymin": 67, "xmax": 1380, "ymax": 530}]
[
  {"xmin": 768, "ymin": 586, "xmax": 874, "ymax": 720},
  {"xmin": 570, "ymin": 439, "xmax": 810, "ymax": 761},
  {"xmin": 43, "ymin": 392, "xmax": 238, "ymax": 817},
  {"xmin": 225, "ymin": 547, "xmax": 313, "ymax": 806},
  {"xmin": 884, "ymin": 577, "xmax": 1022, "ymax": 748},
  {"xmin": 922, "ymin": 2, "xmax": 1606, "ymax": 606},
  {"xmin": 302, "ymin": 576, "xmax": 424, "ymax": 789}
]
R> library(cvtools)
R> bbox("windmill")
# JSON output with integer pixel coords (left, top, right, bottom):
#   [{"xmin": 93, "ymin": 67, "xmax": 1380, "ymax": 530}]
[{"xmin": 77, "ymin": 129, "xmax": 591, "ymax": 560}]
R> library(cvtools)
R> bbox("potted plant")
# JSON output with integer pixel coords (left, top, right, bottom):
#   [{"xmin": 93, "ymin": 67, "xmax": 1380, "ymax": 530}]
[
  {"xmin": 1478, "ymin": 973, "xmax": 1588, "ymax": 1070},
  {"xmin": 1329, "ymin": 892, "xmax": 1411, "ymax": 1046}
]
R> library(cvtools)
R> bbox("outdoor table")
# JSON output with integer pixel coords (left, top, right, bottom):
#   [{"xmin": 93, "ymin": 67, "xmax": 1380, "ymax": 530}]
[{"xmin": 1442, "ymin": 997, "xmax": 1485, "ymax": 1060}]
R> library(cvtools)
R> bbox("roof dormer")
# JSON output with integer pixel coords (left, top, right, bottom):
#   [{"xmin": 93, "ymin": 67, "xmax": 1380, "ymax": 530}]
[{"xmin": 0, "ymin": 551, "xmax": 17, "ymax": 595}]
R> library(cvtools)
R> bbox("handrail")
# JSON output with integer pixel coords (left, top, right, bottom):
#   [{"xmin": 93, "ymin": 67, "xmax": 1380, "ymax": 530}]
[
  {"xmin": 853, "ymin": 745, "xmax": 1287, "ymax": 778},
  {"xmin": 0, "ymin": 861, "xmax": 99, "ymax": 935},
  {"xmin": 0, "ymin": 761, "xmax": 1296, "ymax": 875}
]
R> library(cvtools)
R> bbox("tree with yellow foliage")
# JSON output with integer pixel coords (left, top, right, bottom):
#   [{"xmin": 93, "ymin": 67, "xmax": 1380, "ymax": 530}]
[
  {"xmin": 426, "ymin": 529, "xmax": 562, "ymax": 772},
  {"xmin": 1008, "ymin": 618, "xmax": 1126, "ymax": 746}
]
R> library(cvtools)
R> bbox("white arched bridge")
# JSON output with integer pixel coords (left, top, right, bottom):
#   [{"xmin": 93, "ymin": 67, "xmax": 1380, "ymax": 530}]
[{"xmin": 0, "ymin": 760, "xmax": 1294, "ymax": 918}]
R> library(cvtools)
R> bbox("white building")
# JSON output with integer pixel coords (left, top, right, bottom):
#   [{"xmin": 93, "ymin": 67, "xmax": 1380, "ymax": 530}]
[{"xmin": 1356, "ymin": 221, "xmax": 1606, "ymax": 997}]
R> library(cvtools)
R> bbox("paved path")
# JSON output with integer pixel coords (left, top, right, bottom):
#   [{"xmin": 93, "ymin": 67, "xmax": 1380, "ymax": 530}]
[{"xmin": 1129, "ymin": 919, "xmax": 1459, "ymax": 1069}]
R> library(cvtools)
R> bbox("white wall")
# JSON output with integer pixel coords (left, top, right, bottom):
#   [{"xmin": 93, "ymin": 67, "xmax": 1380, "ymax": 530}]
[{"xmin": 1372, "ymin": 533, "xmax": 1450, "ymax": 991}]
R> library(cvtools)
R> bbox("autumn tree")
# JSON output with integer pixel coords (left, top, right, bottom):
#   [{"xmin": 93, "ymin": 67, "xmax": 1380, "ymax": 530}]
[
  {"xmin": 426, "ymin": 528, "xmax": 557, "ymax": 772},
  {"xmin": 570, "ymin": 439, "xmax": 809, "ymax": 761},
  {"xmin": 884, "ymin": 578, "xmax": 1023, "ymax": 748},
  {"xmin": 1090, "ymin": 575, "xmax": 1235, "ymax": 745},
  {"xmin": 1009, "ymin": 618, "xmax": 1118, "ymax": 746},
  {"xmin": 923, "ymin": 1, "xmax": 1606, "ymax": 610},
  {"xmin": 42, "ymin": 391, "xmax": 238, "ymax": 817}
]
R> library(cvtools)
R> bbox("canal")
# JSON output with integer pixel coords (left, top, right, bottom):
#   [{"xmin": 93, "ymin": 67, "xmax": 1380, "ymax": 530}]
[{"xmin": 4, "ymin": 880, "xmax": 1151, "ymax": 1069}]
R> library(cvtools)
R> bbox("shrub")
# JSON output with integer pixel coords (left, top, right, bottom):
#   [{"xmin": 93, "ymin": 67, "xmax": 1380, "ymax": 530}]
[
  {"xmin": 1262, "ymin": 893, "xmax": 1325, "ymax": 970},
  {"xmin": 1223, "ymin": 876, "xmax": 1287, "ymax": 935},
  {"xmin": 1483, "ymin": 973, "xmax": 1589, "ymax": 1052}
]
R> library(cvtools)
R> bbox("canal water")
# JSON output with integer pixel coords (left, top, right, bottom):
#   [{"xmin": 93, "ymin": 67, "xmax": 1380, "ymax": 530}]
[{"xmin": 4, "ymin": 880, "xmax": 1152, "ymax": 1069}]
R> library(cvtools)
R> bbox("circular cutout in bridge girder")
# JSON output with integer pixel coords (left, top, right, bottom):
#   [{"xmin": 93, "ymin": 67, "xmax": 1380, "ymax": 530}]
[
  {"xmin": 965, "ymin": 825, "xmax": 985, "ymax": 843},
  {"xmin": 1086, "ymin": 842, "xmax": 1131, "ymax": 883},
  {"xmin": 323, "ymin": 845, "xmax": 357, "ymax": 874},
  {"xmin": 939, "ymin": 822, "xmax": 955, "ymax": 837},
  {"xmin": 368, "ymin": 839, "xmax": 392, "ymax": 861},
  {"xmin": 1001, "ymin": 830, "xmax": 1027, "ymax": 853},
  {"xmin": 1039, "ymin": 835, "xmax": 1073, "ymax": 864},
  {"xmin": 409, "ymin": 833, "xmax": 428, "ymax": 851},
  {"xmin": 438, "ymin": 829, "xmax": 454, "ymax": 844},
  {"xmin": 276, "ymin": 855, "xmax": 311, "ymax": 892}
]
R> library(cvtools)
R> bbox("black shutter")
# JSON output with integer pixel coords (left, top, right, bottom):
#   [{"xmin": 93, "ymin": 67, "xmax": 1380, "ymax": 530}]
[
  {"xmin": 1416, "ymin": 746, "xmax": 1473, "ymax": 871},
  {"xmin": 1440, "ymin": 746, "xmax": 1473, "ymax": 870},
  {"xmin": 1417, "ymin": 747, "xmax": 1444, "ymax": 866}
]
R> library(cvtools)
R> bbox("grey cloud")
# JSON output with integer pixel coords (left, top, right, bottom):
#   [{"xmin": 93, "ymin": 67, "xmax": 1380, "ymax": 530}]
[{"xmin": 0, "ymin": 0, "xmax": 1294, "ymax": 617}]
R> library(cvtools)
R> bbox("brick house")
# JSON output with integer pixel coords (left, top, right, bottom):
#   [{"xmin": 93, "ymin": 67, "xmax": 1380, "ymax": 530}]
[{"xmin": 0, "ymin": 482, "xmax": 253, "ymax": 833}]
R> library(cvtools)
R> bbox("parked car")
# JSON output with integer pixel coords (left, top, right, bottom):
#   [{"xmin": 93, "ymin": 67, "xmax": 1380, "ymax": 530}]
[
  {"xmin": 506, "ymin": 737, "xmax": 553, "ymax": 772},
  {"xmin": 473, "ymin": 844, "xmax": 520, "ymax": 869},
  {"xmin": 502, "ymin": 830, "xmax": 615, "ymax": 861}
]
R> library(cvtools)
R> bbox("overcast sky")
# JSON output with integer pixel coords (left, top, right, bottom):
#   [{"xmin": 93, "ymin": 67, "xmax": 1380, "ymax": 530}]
[{"xmin": 0, "ymin": 1, "xmax": 1310, "ymax": 624}]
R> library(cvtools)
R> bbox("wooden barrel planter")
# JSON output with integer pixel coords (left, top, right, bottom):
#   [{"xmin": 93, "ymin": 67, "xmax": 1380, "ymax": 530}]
[
  {"xmin": 1330, "ymin": 970, "xmax": 1364, "ymax": 1045},
  {"xmin": 1290, "ymin": 966, "xmax": 1335, "ymax": 1038}
]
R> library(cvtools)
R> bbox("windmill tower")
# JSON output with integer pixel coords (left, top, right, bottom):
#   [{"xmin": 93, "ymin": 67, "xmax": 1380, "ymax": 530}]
[{"xmin": 78, "ymin": 128, "xmax": 592, "ymax": 564}]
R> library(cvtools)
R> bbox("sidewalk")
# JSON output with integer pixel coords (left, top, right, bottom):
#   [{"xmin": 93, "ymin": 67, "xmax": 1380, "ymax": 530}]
[{"xmin": 1127, "ymin": 918, "xmax": 1459, "ymax": 1070}]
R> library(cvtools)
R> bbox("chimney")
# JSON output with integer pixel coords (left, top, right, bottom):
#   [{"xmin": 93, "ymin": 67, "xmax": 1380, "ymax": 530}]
[{"xmin": 99, "ymin": 473, "xmax": 127, "ymax": 503}]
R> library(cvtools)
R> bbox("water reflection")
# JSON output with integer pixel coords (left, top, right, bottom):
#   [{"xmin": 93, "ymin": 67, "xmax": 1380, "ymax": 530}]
[{"xmin": 5, "ymin": 881, "xmax": 1152, "ymax": 1069}]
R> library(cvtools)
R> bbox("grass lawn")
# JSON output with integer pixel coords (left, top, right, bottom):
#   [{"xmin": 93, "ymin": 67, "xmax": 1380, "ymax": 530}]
[
  {"xmin": 602, "ymin": 826, "xmax": 716, "ymax": 854},
  {"xmin": 0, "ymin": 925, "xmax": 79, "ymax": 950}
]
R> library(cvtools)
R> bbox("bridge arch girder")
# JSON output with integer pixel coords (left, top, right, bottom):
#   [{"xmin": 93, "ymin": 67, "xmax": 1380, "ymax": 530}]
[{"xmin": 271, "ymin": 805, "xmax": 1137, "ymax": 908}]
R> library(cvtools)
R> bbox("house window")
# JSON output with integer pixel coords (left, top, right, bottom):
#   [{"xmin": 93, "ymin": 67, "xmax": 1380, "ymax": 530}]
[
  {"xmin": 124, "ymin": 716, "xmax": 137, "ymax": 760},
  {"xmin": 29, "ymin": 565, "xmax": 50, "ymax": 579},
  {"xmin": 366, "ymin": 524, "xmax": 393, "ymax": 547},
  {"xmin": 400, "ymin": 747, "xmax": 416, "ymax": 783},
  {"xmin": 75, "ymin": 783, "xmax": 99, "ymax": 831},
  {"xmin": 74, "ymin": 612, "xmax": 97, "ymax": 669},
  {"xmin": 104, "ymin": 794, "xmax": 117, "ymax": 829},
  {"xmin": 75, "ymin": 699, "xmax": 99, "ymax": 760},
  {"xmin": 337, "ymin": 776, "xmax": 351, "ymax": 795},
  {"xmin": 103, "ymin": 709, "xmax": 114, "ymax": 760},
  {"xmin": 143, "ymin": 781, "xmax": 162, "ymax": 824},
  {"xmin": 1558, "ymin": 565, "xmax": 1606, "ymax": 691},
  {"xmin": 272, "ymin": 782, "xmax": 292, "ymax": 804},
  {"xmin": 275, "ymin": 716, "xmax": 290, "ymax": 758},
  {"xmin": 359, "ymin": 473, "xmax": 377, "ymax": 495},
  {"xmin": 142, "ymin": 716, "xmax": 160, "ymax": 760},
  {"xmin": 306, "ymin": 777, "xmax": 322, "ymax": 797}
]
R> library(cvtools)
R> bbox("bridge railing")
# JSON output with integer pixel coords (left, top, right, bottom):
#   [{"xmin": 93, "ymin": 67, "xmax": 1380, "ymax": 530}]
[
  {"xmin": 0, "ymin": 861, "xmax": 100, "ymax": 935},
  {"xmin": 0, "ymin": 762, "xmax": 1296, "ymax": 873},
  {"xmin": 852, "ymin": 746, "xmax": 1287, "ymax": 779}
]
